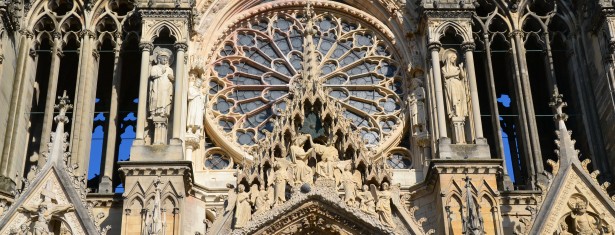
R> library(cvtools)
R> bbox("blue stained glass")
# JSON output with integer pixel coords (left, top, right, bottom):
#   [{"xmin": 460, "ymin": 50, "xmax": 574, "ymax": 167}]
[
  {"xmin": 230, "ymin": 90, "xmax": 261, "ymax": 100},
  {"xmin": 219, "ymin": 120, "xmax": 235, "ymax": 132},
  {"xmin": 263, "ymin": 75, "xmax": 286, "ymax": 85},
  {"xmin": 329, "ymin": 90, "xmax": 348, "ymax": 99},
  {"xmin": 321, "ymin": 63, "xmax": 336, "ymax": 75},
  {"xmin": 258, "ymin": 40, "xmax": 278, "ymax": 58},
  {"xmin": 276, "ymin": 37, "xmax": 291, "ymax": 55},
  {"xmin": 252, "ymin": 20, "xmax": 268, "ymax": 31},
  {"xmin": 355, "ymin": 34, "xmax": 373, "ymax": 46},
  {"xmin": 230, "ymin": 75, "xmax": 262, "ymax": 85},
  {"xmin": 290, "ymin": 37, "xmax": 303, "ymax": 50},
  {"xmin": 244, "ymin": 109, "xmax": 272, "ymax": 128},
  {"xmin": 343, "ymin": 111, "xmax": 369, "ymax": 127},
  {"xmin": 238, "ymin": 34, "xmax": 255, "ymax": 46},
  {"xmin": 248, "ymin": 50, "xmax": 270, "ymax": 67},
  {"xmin": 290, "ymin": 54, "xmax": 303, "ymax": 71},
  {"xmin": 237, "ymin": 131, "xmax": 256, "ymax": 145},
  {"xmin": 325, "ymin": 76, "xmax": 346, "ymax": 85},
  {"xmin": 220, "ymin": 45, "xmax": 235, "ymax": 56},
  {"xmin": 205, "ymin": 154, "xmax": 230, "ymax": 170},
  {"xmin": 378, "ymin": 62, "xmax": 397, "ymax": 77},
  {"xmin": 387, "ymin": 153, "xmax": 411, "ymax": 169},
  {"xmin": 265, "ymin": 90, "xmax": 287, "ymax": 100},
  {"xmin": 274, "ymin": 62, "xmax": 292, "ymax": 76},
  {"xmin": 234, "ymin": 100, "xmax": 265, "ymax": 114},
  {"xmin": 380, "ymin": 98, "xmax": 399, "ymax": 113},
  {"xmin": 380, "ymin": 119, "xmax": 397, "ymax": 132},
  {"xmin": 350, "ymin": 91, "xmax": 384, "ymax": 100},
  {"xmin": 349, "ymin": 75, "xmax": 382, "ymax": 85},
  {"xmin": 209, "ymin": 81, "xmax": 223, "ymax": 95},
  {"xmin": 237, "ymin": 62, "xmax": 265, "ymax": 76},
  {"xmin": 341, "ymin": 21, "xmax": 358, "ymax": 32},
  {"xmin": 319, "ymin": 18, "xmax": 334, "ymax": 30},
  {"xmin": 214, "ymin": 62, "xmax": 234, "ymax": 77},
  {"xmin": 348, "ymin": 100, "xmax": 379, "ymax": 114},
  {"xmin": 275, "ymin": 18, "xmax": 291, "ymax": 31},
  {"xmin": 215, "ymin": 98, "xmax": 232, "ymax": 114},
  {"xmin": 375, "ymin": 44, "xmax": 390, "ymax": 56}
]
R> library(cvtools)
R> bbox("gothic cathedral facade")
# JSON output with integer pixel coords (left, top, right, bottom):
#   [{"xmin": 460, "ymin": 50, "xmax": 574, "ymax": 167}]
[{"xmin": 1, "ymin": 0, "xmax": 615, "ymax": 234}]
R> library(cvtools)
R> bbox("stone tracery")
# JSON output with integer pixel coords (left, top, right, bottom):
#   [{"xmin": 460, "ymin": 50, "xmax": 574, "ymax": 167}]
[{"xmin": 206, "ymin": 4, "xmax": 406, "ymax": 159}]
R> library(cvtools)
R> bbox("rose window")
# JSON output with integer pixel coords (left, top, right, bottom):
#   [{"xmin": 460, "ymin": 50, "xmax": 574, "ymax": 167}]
[{"xmin": 207, "ymin": 7, "xmax": 405, "ymax": 156}]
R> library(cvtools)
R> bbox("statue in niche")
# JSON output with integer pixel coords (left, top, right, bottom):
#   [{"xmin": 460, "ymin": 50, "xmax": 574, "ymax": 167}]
[
  {"xmin": 567, "ymin": 194, "xmax": 599, "ymax": 235},
  {"xmin": 335, "ymin": 163, "xmax": 361, "ymax": 206},
  {"xmin": 359, "ymin": 185, "xmax": 376, "ymax": 215},
  {"xmin": 289, "ymin": 134, "xmax": 314, "ymax": 185},
  {"xmin": 187, "ymin": 76, "xmax": 205, "ymax": 136},
  {"xmin": 146, "ymin": 178, "xmax": 164, "ymax": 235},
  {"xmin": 149, "ymin": 47, "xmax": 175, "ymax": 118},
  {"xmin": 374, "ymin": 182, "xmax": 395, "ymax": 228},
  {"xmin": 409, "ymin": 77, "xmax": 427, "ymax": 135},
  {"xmin": 250, "ymin": 184, "xmax": 269, "ymax": 215},
  {"xmin": 315, "ymin": 149, "xmax": 338, "ymax": 181},
  {"xmin": 234, "ymin": 184, "xmax": 251, "ymax": 228},
  {"xmin": 440, "ymin": 48, "xmax": 469, "ymax": 144},
  {"xmin": 224, "ymin": 184, "xmax": 236, "ymax": 214},
  {"xmin": 270, "ymin": 159, "xmax": 291, "ymax": 206}
]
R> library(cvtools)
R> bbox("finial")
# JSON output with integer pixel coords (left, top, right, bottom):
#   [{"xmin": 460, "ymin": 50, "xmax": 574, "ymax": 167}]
[
  {"xmin": 54, "ymin": 90, "xmax": 73, "ymax": 124},
  {"xmin": 549, "ymin": 86, "xmax": 568, "ymax": 122}
]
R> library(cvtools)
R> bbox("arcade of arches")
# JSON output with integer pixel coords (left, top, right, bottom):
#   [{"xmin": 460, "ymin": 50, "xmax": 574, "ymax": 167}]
[{"xmin": 1, "ymin": 0, "xmax": 615, "ymax": 234}]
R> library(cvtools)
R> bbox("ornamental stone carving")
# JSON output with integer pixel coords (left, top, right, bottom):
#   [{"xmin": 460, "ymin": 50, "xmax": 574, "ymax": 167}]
[
  {"xmin": 441, "ymin": 48, "xmax": 470, "ymax": 144},
  {"xmin": 187, "ymin": 76, "xmax": 205, "ymax": 136},
  {"xmin": 149, "ymin": 47, "xmax": 175, "ymax": 144}
]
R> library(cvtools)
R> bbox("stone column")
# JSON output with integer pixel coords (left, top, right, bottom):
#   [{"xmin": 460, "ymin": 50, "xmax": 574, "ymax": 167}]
[
  {"xmin": 185, "ymin": 137, "xmax": 199, "ymax": 162},
  {"xmin": 0, "ymin": 30, "xmax": 35, "ymax": 191},
  {"xmin": 100, "ymin": 44, "xmax": 123, "ymax": 193},
  {"xmin": 461, "ymin": 42, "xmax": 484, "ymax": 141},
  {"xmin": 71, "ymin": 30, "xmax": 97, "ymax": 174},
  {"xmin": 428, "ymin": 42, "xmax": 448, "ymax": 140},
  {"xmin": 38, "ymin": 33, "xmax": 64, "ymax": 166},
  {"xmin": 135, "ymin": 42, "xmax": 153, "ymax": 144},
  {"xmin": 171, "ymin": 42, "xmax": 187, "ymax": 144}
]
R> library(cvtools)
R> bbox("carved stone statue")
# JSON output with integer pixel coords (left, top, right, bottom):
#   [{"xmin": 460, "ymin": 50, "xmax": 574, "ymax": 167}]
[
  {"xmin": 337, "ymin": 163, "xmax": 361, "ymax": 206},
  {"xmin": 250, "ymin": 184, "xmax": 269, "ymax": 215},
  {"xmin": 315, "ymin": 145, "xmax": 338, "ymax": 180},
  {"xmin": 271, "ymin": 159, "xmax": 290, "ymax": 206},
  {"xmin": 409, "ymin": 77, "xmax": 427, "ymax": 135},
  {"xmin": 359, "ymin": 185, "xmax": 376, "ymax": 215},
  {"xmin": 149, "ymin": 47, "xmax": 175, "ymax": 118},
  {"xmin": 375, "ymin": 182, "xmax": 395, "ymax": 228},
  {"xmin": 20, "ymin": 201, "xmax": 73, "ymax": 235},
  {"xmin": 10, "ymin": 223, "xmax": 31, "ymax": 235},
  {"xmin": 441, "ymin": 48, "xmax": 469, "ymax": 144},
  {"xmin": 234, "ymin": 184, "xmax": 251, "ymax": 228},
  {"xmin": 187, "ymin": 76, "xmax": 205, "ymax": 135},
  {"xmin": 557, "ymin": 221, "xmax": 573, "ymax": 235},
  {"xmin": 149, "ymin": 47, "xmax": 175, "ymax": 144},
  {"xmin": 289, "ymin": 134, "xmax": 314, "ymax": 185},
  {"xmin": 146, "ymin": 178, "xmax": 164, "ymax": 235},
  {"xmin": 568, "ymin": 195, "xmax": 599, "ymax": 235}
]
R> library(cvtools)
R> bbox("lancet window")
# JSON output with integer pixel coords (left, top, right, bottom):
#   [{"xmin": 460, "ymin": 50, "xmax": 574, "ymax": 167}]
[
  {"xmin": 19, "ymin": 0, "xmax": 141, "ymax": 193},
  {"xmin": 471, "ymin": 0, "xmax": 607, "ymax": 189}
]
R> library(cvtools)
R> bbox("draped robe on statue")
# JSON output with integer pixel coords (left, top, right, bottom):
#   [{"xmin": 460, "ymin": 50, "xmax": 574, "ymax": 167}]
[{"xmin": 149, "ymin": 64, "xmax": 174, "ymax": 117}]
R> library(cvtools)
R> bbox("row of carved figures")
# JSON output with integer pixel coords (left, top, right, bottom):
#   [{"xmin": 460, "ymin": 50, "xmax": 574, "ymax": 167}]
[{"xmin": 227, "ymin": 180, "xmax": 396, "ymax": 229}]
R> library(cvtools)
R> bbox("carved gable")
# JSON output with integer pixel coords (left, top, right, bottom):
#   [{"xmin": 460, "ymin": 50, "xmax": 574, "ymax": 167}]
[{"xmin": 0, "ymin": 93, "xmax": 105, "ymax": 235}]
